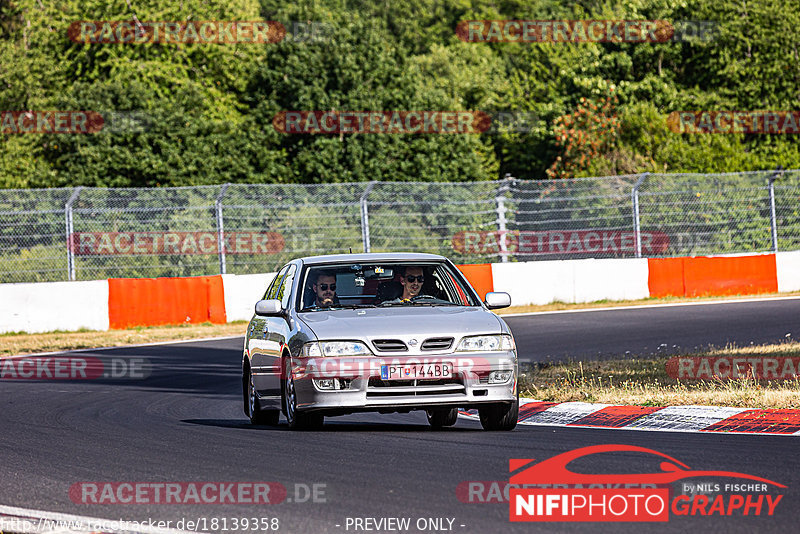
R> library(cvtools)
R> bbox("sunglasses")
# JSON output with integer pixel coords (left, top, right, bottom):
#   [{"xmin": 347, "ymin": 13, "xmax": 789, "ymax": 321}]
[
  {"xmin": 317, "ymin": 283, "xmax": 336, "ymax": 291},
  {"xmin": 405, "ymin": 275, "xmax": 424, "ymax": 283}
]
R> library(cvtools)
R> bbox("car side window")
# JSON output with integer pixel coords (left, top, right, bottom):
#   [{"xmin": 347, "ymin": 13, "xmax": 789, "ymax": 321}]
[
  {"xmin": 264, "ymin": 265, "xmax": 289, "ymax": 300},
  {"xmin": 277, "ymin": 265, "xmax": 297, "ymax": 309}
]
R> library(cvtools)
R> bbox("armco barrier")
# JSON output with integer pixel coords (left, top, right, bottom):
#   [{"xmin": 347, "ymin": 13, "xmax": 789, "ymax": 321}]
[
  {"xmin": 108, "ymin": 276, "xmax": 226, "ymax": 329},
  {"xmin": 777, "ymin": 250, "xmax": 800, "ymax": 292},
  {"xmin": 0, "ymin": 280, "xmax": 109, "ymax": 334},
  {"xmin": 648, "ymin": 254, "xmax": 777, "ymax": 298}
]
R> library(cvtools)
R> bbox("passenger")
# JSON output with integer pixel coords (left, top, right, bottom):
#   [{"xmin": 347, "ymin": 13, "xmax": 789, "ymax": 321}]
[{"xmin": 312, "ymin": 272, "xmax": 337, "ymax": 307}]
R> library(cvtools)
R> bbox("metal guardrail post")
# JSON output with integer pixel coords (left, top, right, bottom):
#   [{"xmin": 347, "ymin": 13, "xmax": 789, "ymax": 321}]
[
  {"xmin": 496, "ymin": 174, "xmax": 513, "ymax": 263},
  {"xmin": 360, "ymin": 181, "xmax": 377, "ymax": 253},
  {"xmin": 632, "ymin": 172, "xmax": 649, "ymax": 258},
  {"xmin": 216, "ymin": 183, "xmax": 231, "ymax": 274},
  {"xmin": 769, "ymin": 168, "xmax": 783, "ymax": 253},
  {"xmin": 65, "ymin": 187, "xmax": 83, "ymax": 281}
]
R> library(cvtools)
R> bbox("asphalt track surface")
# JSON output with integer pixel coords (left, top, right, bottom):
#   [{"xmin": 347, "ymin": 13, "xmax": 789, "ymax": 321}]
[
  {"xmin": 506, "ymin": 297, "xmax": 800, "ymax": 364},
  {"xmin": 1, "ymin": 299, "xmax": 799, "ymax": 534}
]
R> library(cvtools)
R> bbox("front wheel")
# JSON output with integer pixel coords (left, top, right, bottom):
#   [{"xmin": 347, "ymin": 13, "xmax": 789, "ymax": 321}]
[
  {"xmin": 283, "ymin": 359, "xmax": 324, "ymax": 430},
  {"xmin": 246, "ymin": 367, "xmax": 280, "ymax": 426},
  {"xmin": 478, "ymin": 391, "xmax": 519, "ymax": 431},
  {"xmin": 426, "ymin": 407, "xmax": 458, "ymax": 429}
]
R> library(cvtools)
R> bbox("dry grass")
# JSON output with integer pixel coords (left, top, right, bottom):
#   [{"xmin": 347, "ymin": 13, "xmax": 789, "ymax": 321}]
[
  {"xmin": 496, "ymin": 291, "xmax": 800, "ymax": 315},
  {"xmin": 520, "ymin": 342, "xmax": 800, "ymax": 409},
  {"xmin": 0, "ymin": 322, "xmax": 247, "ymax": 357}
]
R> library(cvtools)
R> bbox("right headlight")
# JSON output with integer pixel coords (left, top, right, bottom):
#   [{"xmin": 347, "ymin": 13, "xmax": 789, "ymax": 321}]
[{"xmin": 456, "ymin": 334, "xmax": 515, "ymax": 352}]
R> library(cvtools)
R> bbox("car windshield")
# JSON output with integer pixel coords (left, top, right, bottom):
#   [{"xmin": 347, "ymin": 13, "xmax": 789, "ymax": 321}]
[{"xmin": 299, "ymin": 262, "xmax": 479, "ymax": 311}]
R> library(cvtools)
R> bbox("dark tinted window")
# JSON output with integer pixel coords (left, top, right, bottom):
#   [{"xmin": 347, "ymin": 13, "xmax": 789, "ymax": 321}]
[{"xmin": 299, "ymin": 262, "xmax": 478, "ymax": 310}]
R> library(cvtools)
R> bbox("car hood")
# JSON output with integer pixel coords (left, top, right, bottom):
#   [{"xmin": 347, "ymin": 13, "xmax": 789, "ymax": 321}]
[{"xmin": 298, "ymin": 306, "xmax": 504, "ymax": 340}]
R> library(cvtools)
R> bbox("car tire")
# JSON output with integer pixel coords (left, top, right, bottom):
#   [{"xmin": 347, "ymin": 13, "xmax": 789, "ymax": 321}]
[
  {"xmin": 426, "ymin": 407, "xmax": 458, "ymax": 429},
  {"xmin": 246, "ymin": 367, "xmax": 280, "ymax": 426},
  {"xmin": 478, "ymin": 390, "xmax": 519, "ymax": 431},
  {"xmin": 283, "ymin": 359, "xmax": 324, "ymax": 431}
]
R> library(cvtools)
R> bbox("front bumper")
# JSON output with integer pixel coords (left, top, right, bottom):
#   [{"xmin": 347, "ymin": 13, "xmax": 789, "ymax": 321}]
[{"xmin": 290, "ymin": 352, "xmax": 517, "ymax": 413}]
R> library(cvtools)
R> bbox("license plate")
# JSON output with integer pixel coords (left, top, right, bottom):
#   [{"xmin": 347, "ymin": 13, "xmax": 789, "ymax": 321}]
[{"xmin": 380, "ymin": 363, "xmax": 452, "ymax": 380}]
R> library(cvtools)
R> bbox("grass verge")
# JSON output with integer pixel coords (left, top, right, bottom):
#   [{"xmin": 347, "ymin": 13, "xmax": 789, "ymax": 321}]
[
  {"xmin": 519, "ymin": 342, "xmax": 800, "ymax": 409},
  {"xmin": 0, "ymin": 322, "xmax": 248, "ymax": 357}
]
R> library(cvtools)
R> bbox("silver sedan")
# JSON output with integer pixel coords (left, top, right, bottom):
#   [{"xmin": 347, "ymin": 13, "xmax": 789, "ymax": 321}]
[{"xmin": 242, "ymin": 253, "xmax": 518, "ymax": 430}]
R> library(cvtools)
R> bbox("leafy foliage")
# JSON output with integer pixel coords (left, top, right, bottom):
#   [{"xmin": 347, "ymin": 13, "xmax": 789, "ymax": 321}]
[{"xmin": 0, "ymin": 0, "xmax": 797, "ymax": 187}]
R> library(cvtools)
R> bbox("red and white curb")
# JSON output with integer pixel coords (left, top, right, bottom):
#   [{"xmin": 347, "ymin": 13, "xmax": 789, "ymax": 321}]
[
  {"xmin": 460, "ymin": 399, "xmax": 800, "ymax": 435},
  {"xmin": 0, "ymin": 504, "xmax": 196, "ymax": 534}
]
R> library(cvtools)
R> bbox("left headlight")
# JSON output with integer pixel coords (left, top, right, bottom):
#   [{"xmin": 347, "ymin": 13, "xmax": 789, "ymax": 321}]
[
  {"xmin": 456, "ymin": 334, "xmax": 515, "ymax": 352},
  {"xmin": 302, "ymin": 341, "xmax": 372, "ymax": 357}
]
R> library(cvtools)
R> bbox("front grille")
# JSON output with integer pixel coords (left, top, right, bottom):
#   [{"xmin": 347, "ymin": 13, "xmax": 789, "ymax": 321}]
[
  {"xmin": 372, "ymin": 339, "xmax": 408, "ymax": 352},
  {"xmin": 369, "ymin": 377, "xmax": 460, "ymax": 388},
  {"xmin": 366, "ymin": 376, "xmax": 465, "ymax": 397},
  {"xmin": 421, "ymin": 337, "xmax": 454, "ymax": 351}
]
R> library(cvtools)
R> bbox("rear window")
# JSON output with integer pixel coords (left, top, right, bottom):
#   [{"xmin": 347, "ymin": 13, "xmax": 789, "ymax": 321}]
[{"xmin": 298, "ymin": 262, "xmax": 479, "ymax": 311}]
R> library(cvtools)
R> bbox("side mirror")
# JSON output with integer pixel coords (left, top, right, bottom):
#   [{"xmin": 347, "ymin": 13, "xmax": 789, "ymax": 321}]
[
  {"xmin": 255, "ymin": 299, "xmax": 283, "ymax": 316},
  {"xmin": 484, "ymin": 292, "xmax": 511, "ymax": 310}
]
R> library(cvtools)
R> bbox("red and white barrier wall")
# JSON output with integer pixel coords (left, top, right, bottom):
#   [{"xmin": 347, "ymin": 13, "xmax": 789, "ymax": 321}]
[{"xmin": 1, "ymin": 252, "xmax": 798, "ymax": 334}]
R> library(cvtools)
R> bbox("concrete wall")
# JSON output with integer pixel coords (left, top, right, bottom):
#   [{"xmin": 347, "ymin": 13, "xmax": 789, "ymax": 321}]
[
  {"xmin": 491, "ymin": 258, "xmax": 649, "ymax": 306},
  {"xmin": 777, "ymin": 250, "xmax": 800, "ymax": 292},
  {"xmin": 0, "ymin": 280, "xmax": 109, "ymax": 334},
  {"xmin": 221, "ymin": 272, "xmax": 277, "ymax": 322}
]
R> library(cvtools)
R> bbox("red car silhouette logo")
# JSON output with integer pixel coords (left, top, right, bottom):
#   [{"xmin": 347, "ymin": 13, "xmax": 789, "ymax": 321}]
[{"xmin": 510, "ymin": 444, "xmax": 785, "ymax": 487}]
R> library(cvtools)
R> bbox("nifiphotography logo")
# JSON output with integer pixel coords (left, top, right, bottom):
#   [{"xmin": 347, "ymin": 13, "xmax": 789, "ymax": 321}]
[{"xmin": 509, "ymin": 445, "xmax": 784, "ymax": 522}]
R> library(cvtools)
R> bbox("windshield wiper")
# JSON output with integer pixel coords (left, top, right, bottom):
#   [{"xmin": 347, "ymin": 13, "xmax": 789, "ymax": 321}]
[
  {"xmin": 379, "ymin": 299, "xmax": 453, "ymax": 307},
  {"xmin": 378, "ymin": 300, "xmax": 406, "ymax": 307},
  {"xmin": 301, "ymin": 304, "xmax": 376, "ymax": 312}
]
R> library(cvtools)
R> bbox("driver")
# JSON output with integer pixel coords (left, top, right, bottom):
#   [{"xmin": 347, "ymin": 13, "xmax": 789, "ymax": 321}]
[
  {"xmin": 400, "ymin": 266, "xmax": 425, "ymax": 301},
  {"xmin": 312, "ymin": 272, "xmax": 337, "ymax": 307}
]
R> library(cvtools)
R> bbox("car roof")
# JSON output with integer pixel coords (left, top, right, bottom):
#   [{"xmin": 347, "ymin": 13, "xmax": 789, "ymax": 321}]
[{"xmin": 300, "ymin": 252, "xmax": 447, "ymax": 266}]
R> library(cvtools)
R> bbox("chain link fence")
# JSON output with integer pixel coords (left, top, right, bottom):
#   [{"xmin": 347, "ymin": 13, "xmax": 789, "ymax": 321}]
[{"xmin": 1, "ymin": 170, "xmax": 799, "ymax": 283}]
